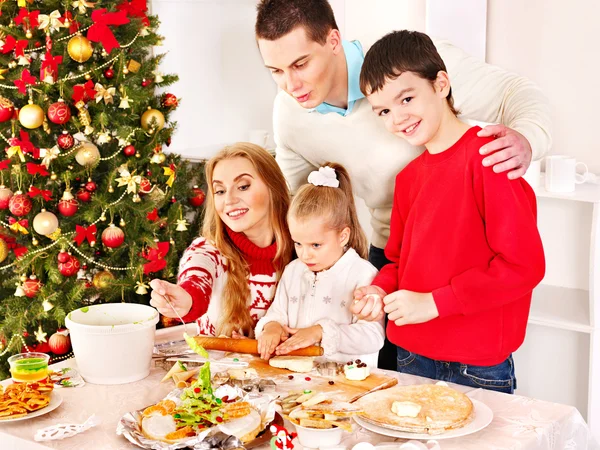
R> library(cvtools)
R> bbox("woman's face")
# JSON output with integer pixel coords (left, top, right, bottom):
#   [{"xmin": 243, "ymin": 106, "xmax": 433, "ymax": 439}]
[{"xmin": 211, "ymin": 157, "xmax": 272, "ymax": 237}]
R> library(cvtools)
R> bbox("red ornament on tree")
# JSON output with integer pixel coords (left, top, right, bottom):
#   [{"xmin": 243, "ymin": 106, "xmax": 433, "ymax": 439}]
[
  {"xmin": 25, "ymin": 342, "xmax": 51, "ymax": 354},
  {"xmin": 58, "ymin": 190, "xmax": 79, "ymax": 216},
  {"xmin": 101, "ymin": 224, "xmax": 125, "ymax": 248},
  {"xmin": 58, "ymin": 253, "xmax": 81, "ymax": 277},
  {"xmin": 141, "ymin": 78, "xmax": 152, "ymax": 87},
  {"xmin": 85, "ymin": 180, "xmax": 97, "ymax": 192},
  {"xmin": 161, "ymin": 93, "xmax": 178, "ymax": 109},
  {"xmin": 76, "ymin": 189, "xmax": 92, "ymax": 203},
  {"xmin": 123, "ymin": 145, "xmax": 136, "ymax": 157},
  {"xmin": 57, "ymin": 250, "xmax": 70, "ymax": 263},
  {"xmin": 189, "ymin": 186, "xmax": 205, "ymax": 207},
  {"xmin": 0, "ymin": 185, "xmax": 13, "ymax": 209},
  {"xmin": 47, "ymin": 100, "xmax": 71, "ymax": 124},
  {"xmin": 0, "ymin": 97, "xmax": 15, "ymax": 122},
  {"xmin": 23, "ymin": 275, "xmax": 41, "ymax": 298},
  {"xmin": 48, "ymin": 331, "xmax": 71, "ymax": 355},
  {"xmin": 57, "ymin": 131, "xmax": 75, "ymax": 150},
  {"xmin": 103, "ymin": 67, "xmax": 115, "ymax": 79},
  {"xmin": 139, "ymin": 178, "xmax": 152, "ymax": 194},
  {"xmin": 9, "ymin": 191, "xmax": 32, "ymax": 216}
]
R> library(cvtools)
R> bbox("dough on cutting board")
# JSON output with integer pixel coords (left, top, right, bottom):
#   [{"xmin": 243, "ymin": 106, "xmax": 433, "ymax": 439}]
[{"xmin": 269, "ymin": 356, "xmax": 315, "ymax": 373}]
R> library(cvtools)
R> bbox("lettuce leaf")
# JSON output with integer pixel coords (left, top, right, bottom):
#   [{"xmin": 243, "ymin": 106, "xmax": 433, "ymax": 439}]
[{"xmin": 183, "ymin": 333, "xmax": 212, "ymax": 395}]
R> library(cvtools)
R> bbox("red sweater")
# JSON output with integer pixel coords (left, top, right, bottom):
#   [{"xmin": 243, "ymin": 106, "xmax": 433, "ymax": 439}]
[{"xmin": 373, "ymin": 127, "xmax": 545, "ymax": 366}]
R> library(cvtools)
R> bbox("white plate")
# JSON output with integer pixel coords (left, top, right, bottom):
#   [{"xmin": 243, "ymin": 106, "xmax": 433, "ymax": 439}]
[
  {"xmin": 354, "ymin": 398, "xmax": 493, "ymax": 440},
  {"xmin": 0, "ymin": 392, "xmax": 63, "ymax": 423}
]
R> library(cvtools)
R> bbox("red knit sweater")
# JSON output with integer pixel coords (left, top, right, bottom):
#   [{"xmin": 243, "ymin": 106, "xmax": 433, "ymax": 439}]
[
  {"xmin": 178, "ymin": 227, "xmax": 278, "ymax": 326},
  {"xmin": 373, "ymin": 127, "xmax": 545, "ymax": 365}
]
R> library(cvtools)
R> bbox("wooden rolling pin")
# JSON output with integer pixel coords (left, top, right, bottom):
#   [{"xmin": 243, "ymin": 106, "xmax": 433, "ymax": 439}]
[{"xmin": 192, "ymin": 335, "xmax": 324, "ymax": 357}]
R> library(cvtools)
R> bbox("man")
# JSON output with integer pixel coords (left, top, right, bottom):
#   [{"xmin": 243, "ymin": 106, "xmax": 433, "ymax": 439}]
[{"xmin": 255, "ymin": 0, "xmax": 552, "ymax": 370}]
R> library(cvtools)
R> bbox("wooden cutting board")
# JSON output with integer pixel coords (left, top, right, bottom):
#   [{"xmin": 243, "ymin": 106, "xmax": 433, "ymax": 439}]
[{"xmin": 231, "ymin": 355, "xmax": 398, "ymax": 403}]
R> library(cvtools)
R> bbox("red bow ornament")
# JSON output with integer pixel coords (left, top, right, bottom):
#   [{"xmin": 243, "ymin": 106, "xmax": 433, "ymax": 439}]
[
  {"xmin": 8, "ymin": 217, "xmax": 29, "ymax": 235},
  {"xmin": 117, "ymin": 0, "xmax": 149, "ymax": 26},
  {"xmin": 13, "ymin": 69, "xmax": 37, "ymax": 94},
  {"xmin": 40, "ymin": 52, "xmax": 62, "ymax": 84},
  {"xmin": 0, "ymin": 159, "xmax": 10, "ymax": 171},
  {"xmin": 87, "ymin": 9, "xmax": 129, "ymax": 54},
  {"xmin": 15, "ymin": 8, "xmax": 40, "ymax": 29},
  {"xmin": 28, "ymin": 186, "xmax": 52, "ymax": 201},
  {"xmin": 0, "ymin": 233, "xmax": 27, "ymax": 258},
  {"xmin": 74, "ymin": 224, "xmax": 97, "ymax": 246},
  {"xmin": 72, "ymin": 80, "xmax": 97, "ymax": 103},
  {"xmin": 0, "ymin": 36, "xmax": 29, "ymax": 57},
  {"xmin": 146, "ymin": 207, "xmax": 159, "ymax": 222},
  {"xmin": 26, "ymin": 163, "xmax": 49, "ymax": 177},
  {"xmin": 142, "ymin": 241, "xmax": 170, "ymax": 274}
]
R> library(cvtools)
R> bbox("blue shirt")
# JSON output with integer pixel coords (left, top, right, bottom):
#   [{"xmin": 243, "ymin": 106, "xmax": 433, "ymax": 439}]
[{"xmin": 313, "ymin": 40, "xmax": 365, "ymax": 117}]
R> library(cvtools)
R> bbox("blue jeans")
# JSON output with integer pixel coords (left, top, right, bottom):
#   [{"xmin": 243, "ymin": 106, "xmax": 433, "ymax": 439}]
[
  {"xmin": 368, "ymin": 245, "xmax": 397, "ymax": 371},
  {"xmin": 396, "ymin": 346, "xmax": 516, "ymax": 394}
]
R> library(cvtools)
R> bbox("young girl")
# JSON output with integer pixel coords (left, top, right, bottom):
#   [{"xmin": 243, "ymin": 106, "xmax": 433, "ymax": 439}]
[
  {"xmin": 255, "ymin": 163, "xmax": 384, "ymax": 367},
  {"xmin": 149, "ymin": 143, "xmax": 294, "ymax": 337}
]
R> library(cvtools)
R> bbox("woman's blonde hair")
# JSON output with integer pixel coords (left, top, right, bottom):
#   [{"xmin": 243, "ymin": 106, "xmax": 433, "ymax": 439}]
[
  {"xmin": 202, "ymin": 143, "xmax": 293, "ymax": 336},
  {"xmin": 288, "ymin": 163, "xmax": 368, "ymax": 259}
]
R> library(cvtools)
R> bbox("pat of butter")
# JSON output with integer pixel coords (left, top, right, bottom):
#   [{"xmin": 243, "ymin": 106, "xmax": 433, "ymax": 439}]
[
  {"xmin": 435, "ymin": 381, "xmax": 449, "ymax": 387},
  {"xmin": 391, "ymin": 401, "xmax": 422, "ymax": 418}
]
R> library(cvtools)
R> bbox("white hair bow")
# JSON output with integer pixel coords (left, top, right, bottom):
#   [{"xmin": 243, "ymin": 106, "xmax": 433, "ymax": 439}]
[{"xmin": 308, "ymin": 166, "xmax": 339, "ymax": 188}]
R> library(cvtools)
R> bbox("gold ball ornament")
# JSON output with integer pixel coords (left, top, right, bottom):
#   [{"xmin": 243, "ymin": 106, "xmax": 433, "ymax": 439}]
[
  {"xmin": 75, "ymin": 142, "xmax": 100, "ymax": 167},
  {"xmin": 18, "ymin": 102, "xmax": 45, "ymax": 129},
  {"xmin": 32, "ymin": 209, "xmax": 59, "ymax": 236},
  {"xmin": 140, "ymin": 108, "xmax": 165, "ymax": 131},
  {"xmin": 0, "ymin": 237, "xmax": 8, "ymax": 263},
  {"xmin": 67, "ymin": 35, "xmax": 93, "ymax": 63},
  {"xmin": 92, "ymin": 270, "xmax": 115, "ymax": 289}
]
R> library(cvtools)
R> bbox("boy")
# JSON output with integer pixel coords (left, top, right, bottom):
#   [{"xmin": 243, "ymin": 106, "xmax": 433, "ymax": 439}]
[{"xmin": 354, "ymin": 30, "xmax": 546, "ymax": 393}]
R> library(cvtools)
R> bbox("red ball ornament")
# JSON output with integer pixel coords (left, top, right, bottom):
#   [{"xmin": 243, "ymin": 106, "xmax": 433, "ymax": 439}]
[
  {"xmin": 9, "ymin": 191, "xmax": 32, "ymax": 216},
  {"xmin": 0, "ymin": 97, "xmax": 15, "ymax": 122},
  {"xmin": 101, "ymin": 224, "xmax": 125, "ymax": 248},
  {"xmin": 85, "ymin": 180, "xmax": 97, "ymax": 192},
  {"xmin": 189, "ymin": 186, "xmax": 205, "ymax": 207},
  {"xmin": 139, "ymin": 178, "xmax": 152, "ymax": 194},
  {"xmin": 123, "ymin": 145, "xmax": 136, "ymax": 157},
  {"xmin": 57, "ymin": 131, "xmax": 75, "ymax": 150},
  {"xmin": 58, "ymin": 190, "xmax": 79, "ymax": 216},
  {"xmin": 0, "ymin": 185, "xmax": 13, "ymax": 209},
  {"xmin": 58, "ymin": 254, "xmax": 80, "ymax": 277},
  {"xmin": 25, "ymin": 342, "xmax": 51, "ymax": 354},
  {"xmin": 47, "ymin": 100, "xmax": 71, "ymax": 125},
  {"xmin": 76, "ymin": 189, "xmax": 92, "ymax": 203},
  {"xmin": 48, "ymin": 331, "xmax": 71, "ymax": 355},
  {"xmin": 23, "ymin": 276, "xmax": 41, "ymax": 298},
  {"xmin": 141, "ymin": 78, "xmax": 152, "ymax": 87},
  {"xmin": 103, "ymin": 67, "xmax": 115, "ymax": 79},
  {"xmin": 161, "ymin": 93, "xmax": 178, "ymax": 109},
  {"xmin": 57, "ymin": 251, "xmax": 70, "ymax": 263}
]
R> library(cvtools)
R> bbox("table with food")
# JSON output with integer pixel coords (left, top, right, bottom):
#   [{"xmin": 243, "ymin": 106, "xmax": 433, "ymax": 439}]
[{"xmin": 0, "ymin": 323, "xmax": 597, "ymax": 450}]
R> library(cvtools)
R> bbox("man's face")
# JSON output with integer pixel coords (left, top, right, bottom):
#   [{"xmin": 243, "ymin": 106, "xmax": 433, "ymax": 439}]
[{"xmin": 258, "ymin": 26, "xmax": 339, "ymax": 109}]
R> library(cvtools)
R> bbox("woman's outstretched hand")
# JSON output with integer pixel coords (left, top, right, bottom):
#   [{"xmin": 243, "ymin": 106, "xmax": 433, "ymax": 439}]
[{"xmin": 149, "ymin": 279, "xmax": 193, "ymax": 318}]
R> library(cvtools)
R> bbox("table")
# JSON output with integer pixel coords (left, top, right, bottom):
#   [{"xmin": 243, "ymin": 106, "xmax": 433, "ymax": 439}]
[{"xmin": 1, "ymin": 326, "xmax": 598, "ymax": 450}]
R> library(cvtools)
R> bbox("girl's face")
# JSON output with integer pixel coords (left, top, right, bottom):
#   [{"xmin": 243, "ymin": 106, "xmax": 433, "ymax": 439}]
[
  {"xmin": 212, "ymin": 157, "xmax": 271, "ymax": 237},
  {"xmin": 288, "ymin": 215, "xmax": 350, "ymax": 273}
]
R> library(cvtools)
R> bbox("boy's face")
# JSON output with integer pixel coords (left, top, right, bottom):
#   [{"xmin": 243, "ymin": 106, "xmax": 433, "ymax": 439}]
[
  {"xmin": 288, "ymin": 215, "xmax": 349, "ymax": 273},
  {"xmin": 258, "ymin": 26, "xmax": 341, "ymax": 109},
  {"xmin": 366, "ymin": 71, "xmax": 450, "ymax": 147}
]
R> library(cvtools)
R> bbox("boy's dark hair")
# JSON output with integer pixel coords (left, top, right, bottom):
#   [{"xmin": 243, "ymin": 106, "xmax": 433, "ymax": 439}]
[
  {"xmin": 255, "ymin": 0, "xmax": 338, "ymax": 45},
  {"xmin": 360, "ymin": 30, "xmax": 458, "ymax": 116}
]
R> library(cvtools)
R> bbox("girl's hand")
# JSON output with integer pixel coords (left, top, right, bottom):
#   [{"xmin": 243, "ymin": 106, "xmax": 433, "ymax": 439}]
[
  {"xmin": 351, "ymin": 285, "xmax": 387, "ymax": 321},
  {"xmin": 258, "ymin": 322, "xmax": 286, "ymax": 360},
  {"xmin": 149, "ymin": 279, "xmax": 193, "ymax": 318},
  {"xmin": 231, "ymin": 330, "xmax": 249, "ymax": 339},
  {"xmin": 383, "ymin": 290, "xmax": 439, "ymax": 326},
  {"xmin": 275, "ymin": 325, "xmax": 322, "ymax": 355}
]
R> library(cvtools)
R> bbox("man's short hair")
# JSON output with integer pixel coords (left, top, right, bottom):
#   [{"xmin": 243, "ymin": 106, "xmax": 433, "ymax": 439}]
[
  {"xmin": 360, "ymin": 30, "xmax": 458, "ymax": 115},
  {"xmin": 256, "ymin": 0, "xmax": 338, "ymax": 45}
]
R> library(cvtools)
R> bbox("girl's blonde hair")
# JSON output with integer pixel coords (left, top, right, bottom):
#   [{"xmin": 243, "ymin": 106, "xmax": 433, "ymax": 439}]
[
  {"xmin": 202, "ymin": 143, "xmax": 293, "ymax": 337},
  {"xmin": 288, "ymin": 162, "xmax": 368, "ymax": 259}
]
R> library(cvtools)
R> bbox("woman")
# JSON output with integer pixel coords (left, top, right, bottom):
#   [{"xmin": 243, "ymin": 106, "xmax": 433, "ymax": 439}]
[{"xmin": 149, "ymin": 143, "xmax": 293, "ymax": 337}]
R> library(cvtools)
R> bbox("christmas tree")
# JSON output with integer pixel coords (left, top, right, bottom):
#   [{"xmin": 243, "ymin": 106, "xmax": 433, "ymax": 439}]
[{"xmin": 0, "ymin": 0, "xmax": 205, "ymax": 377}]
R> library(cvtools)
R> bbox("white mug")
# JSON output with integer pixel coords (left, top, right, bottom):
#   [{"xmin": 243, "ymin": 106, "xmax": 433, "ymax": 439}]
[
  {"xmin": 248, "ymin": 129, "xmax": 269, "ymax": 148},
  {"xmin": 545, "ymin": 155, "xmax": 588, "ymax": 193},
  {"xmin": 523, "ymin": 160, "xmax": 541, "ymax": 188}
]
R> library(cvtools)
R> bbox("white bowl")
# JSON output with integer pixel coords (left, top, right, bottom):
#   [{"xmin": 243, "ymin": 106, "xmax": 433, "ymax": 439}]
[
  {"xmin": 65, "ymin": 303, "xmax": 159, "ymax": 385},
  {"xmin": 293, "ymin": 422, "xmax": 344, "ymax": 448}
]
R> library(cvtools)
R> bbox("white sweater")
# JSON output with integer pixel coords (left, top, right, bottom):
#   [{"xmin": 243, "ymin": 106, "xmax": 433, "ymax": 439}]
[
  {"xmin": 274, "ymin": 40, "xmax": 553, "ymax": 250},
  {"xmin": 255, "ymin": 249, "xmax": 384, "ymax": 368}
]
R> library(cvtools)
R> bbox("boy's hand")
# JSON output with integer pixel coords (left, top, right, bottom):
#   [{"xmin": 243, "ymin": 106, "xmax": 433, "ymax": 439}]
[
  {"xmin": 478, "ymin": 125, "xmax": 532, "ymax": 180},
  {"xmin": 383, "ymin": 290, "xmax": 439, "ymax": 326},
  {"xmin": 257, "ymin": 322, "xmax": 286, "ymax": 360},
  {"xmin": 149, "ymin": 279, "xmax": 192, "ymax": 318},
  {"xmin": 351, "ymin": 285, "xmax": 387, "ymax": 321},
  {"xmin": 275, "ymin": 325, "xmax": 322, "ymax": 355}
]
